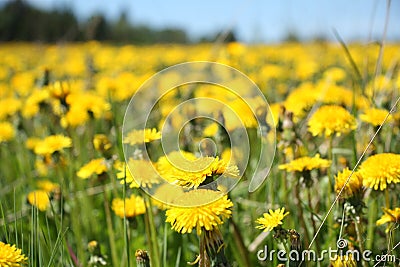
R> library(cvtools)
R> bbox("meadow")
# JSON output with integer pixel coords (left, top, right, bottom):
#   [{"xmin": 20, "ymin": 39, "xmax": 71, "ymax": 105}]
[{"xmin": 0, "ymin": 41, "xmax": 399, "ymax": 267}]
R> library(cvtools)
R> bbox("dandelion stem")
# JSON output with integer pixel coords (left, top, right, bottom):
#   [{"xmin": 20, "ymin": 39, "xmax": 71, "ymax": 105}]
[
  {"xmin": 294, "ymin": 179, "xmax": 310, "ymax": 247},
  {"xmin": 327, "ymin": 136, "xmax": 334, "ymax": 244},
  {"xmin": 354, "ymin": 217, "xmax": 368, "ymax": 267},
  {"xmin": 307, "ymin": 189, "xmax": 320, "ymax": 256},
  {"xmin": 67, "ymin": 171, "xmax": 84, "ymax": 263},
  {"xmin": 282, "ymin": 153, "xmax": 290, "ymax": 209},
  {"xmin": 123, "ymin": 168, "xmax": 131, "ymax": 267},
  {"xmin": 144, "ymin": 195, "xmax": 161, "ymax": 267},
  {"xmin": 103, "ymin": 187, "xmax": 118, "ymax": 267},
  {"xmin": 199, "ymin": 232, "xmax": 211, "ymax": 267},
  {"xmin": 366, "ymin": 198, "xmax": 377, "ymax": 250},
  {"xmin": 230, "ymin": 219, "xmax": 251, "ymax": 267}
]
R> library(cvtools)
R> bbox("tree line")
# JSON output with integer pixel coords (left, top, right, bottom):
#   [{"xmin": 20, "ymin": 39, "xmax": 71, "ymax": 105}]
[{"xmin": 0, "ymin": 0, "xmax": 236, "ymax": 44}]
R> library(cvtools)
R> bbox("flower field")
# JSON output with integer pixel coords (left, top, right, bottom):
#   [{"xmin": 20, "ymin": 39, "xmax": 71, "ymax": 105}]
[{"xmin": 0, "ymin": 41, "xmax": 399, "ymax": 267}]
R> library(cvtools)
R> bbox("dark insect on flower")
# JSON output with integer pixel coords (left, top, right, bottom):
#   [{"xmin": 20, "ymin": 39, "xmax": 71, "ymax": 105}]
[
  {"xmin": 135, "ymin": 249, "xmax": 150, "ymax": 267},
  {"xmin": 288, "ymin": 229, "xmax": 303, "ymax": 267},
  {"xmin": 288, "ymin": 229, "xmax": 302, "ymax": 252}
]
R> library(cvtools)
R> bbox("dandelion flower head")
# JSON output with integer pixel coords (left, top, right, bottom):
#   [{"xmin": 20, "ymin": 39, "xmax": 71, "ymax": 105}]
[
  {"xmin": 279, "ymin": 154, "xmax": 331, "ymax": 172},
  {"xmin": 308, "ymin": 105, "xmax": 357, "ymax": 137},
  {"xmin": 334, "ymin": 168, "xmax": 363, "ymax": 198},
  {"xmin": 0, "ymin": 241, "xmax": 28, "ymax": 267},
  {"xmin": 359, "ymin": 153, "xmax": 400, "ymax": 190},
  {"xmin": 77, "ymin": 158, "xmax": 108, "ymax": 179},
  {"xmin": 359, "ymin": 108, "xmax": 392, "ymax": 127},
  {"xmin": 165, "ymin": 190, "xmax": 233, "ymax": 235},
  {"xmin": 37, "ymin": 180, "xmax": 60, "ymax": 193},
  {"xmin": 118, "ymin": 159, "xmax": 160, "ymax": 188},
  {"xmin": 123, "ymin": 128, "xmax": 161, "ymax": 146},
  {"xmin": 157, "ymin": 152, "xmax": 239, "ymax": 188},
  {"xmin": 111, "ymin": 195, "xmax": 146, "ymax": 219},
  {"xmin": 34, "ymin": 135, "xmax": 72, "ymax": 155},
  {"xmin": 27, "ymin": 190, "xmax": 50, "ymax": 211},
  {"xmin": 93, "ymin": 134, "xmax": 112, "ymax": 152},
  {"xmin": 256, "ymin": 207, "xmax": 290, "ymax": 232},
  {"xmin": 0, "ymin": 121, "xmax": 14, "ymax": 143},
  {"xmin": 376, "ymin": 207, "xmax": 400, "ymax": 226}
]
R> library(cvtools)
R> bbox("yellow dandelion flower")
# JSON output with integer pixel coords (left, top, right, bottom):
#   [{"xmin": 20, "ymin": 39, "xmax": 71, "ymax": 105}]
[
  {"xmin": 0, "ymin": 121, "xmax": 14, "ymax": 143},
  {"xmin": 279, "ymin": 154, "xmax": 331, "ymax": 172},
  {"xmin": 358, "ymin": 153, "xmax": 400, "ymax": 190},
  {"xmin": 255, "ymin": 207, "xmax": 289, "ymax": 232},
  {"xmin": 359, "ymin": 108, "xmax": 392, "ymax": 127},
  {"xmin": 308, "ymin": 105, "xmax": 357, "ymax": 137},
  {"xmin": 221, "ymin": 148, "xmax": 232, "ymax": 163},
  {"xmin": 224, "ymin": 97, "xmax": 259, "ymax": 129},
  {"xmin": 0, "ymin": 241, "xmax": 28, "ymax": 267},
  {"xmin": 316, "ymin": 84, "xmax": 349, "ymax": 105},
  {"xmin": 152, "ymin": 183, "xmax": 185, "ymax": 209},
  {"xmin": 11, "ymin": 71, "xmax": 35, "ymax": 96},
  {"xmin": 330, "ymin": 254, "xmax": 357, "ymax": 267},
  {"xmin": 365, "ymin": 75, "xmax": 393, "ymax": 97},
  {"xmin": 156, "ymin": 151, "xmax": 197, "ymax": 183},
  {"xmin": 37, "ymin": 180, "xmax": 60, "ymax": 193},
  {"xmin": 65, "ymin": 92, "xmax": 110, "ymax": 119},
  {"xmin": 117, "ymin": 158, "xmax": 160, "ymax": 188},
  {"xmin": 25, "ymin": 137, "xmax": 41, "ymax": 150},
  {"xmin": 376, "ymin": 207, "xmax": 400, "ymax": 226},
  {"xmin": 93, "ymin": 134, "xmax": 112, "ymax": 152},
  {"xmin": 323, "ymin": 67, "xmax": 346, "ymax": 82},
  {"xmin": 115, "ymin": 161, "xmax": 139, "ymax": 188},
  {"xmin": 61, "ymin": 106, "xmax": 89, "ymax": 128},
  {"xmin": 227, "ymin": 42, "xmax": 246, "ymax": 56},
  {"xmin": 334, "ymin": 168, "xmax": 363, "ymax": 198},
  {"xmin": 77, "ymin": 158, "xmax": 108, "ymax": 179},
  {"xmin": 157, "ymin": 152, "xmax": 239, "ymax": 188},
  {"xmin": 123, "ymin": 128, "xmax": 161, "ymax": 146},
  {"xmin": 111, "ymin": 195, "xmax": 146, "ymax": 218},
  {"xmin": 87, "ymin": 240, "xmax": 99, "ymax": 254},
  {"xmin": 295, "ymin": 60, "xmax": 318, "ymax": 80},
  {"xmin": 34, "ymin": 135, "xmax": 72, "ymax": 155},
  {"xmin": 203, "ymin": 122, "xmax": 219, "ymax": 137},
  {"xmin": 27, "ymin": 190, "xmax": 50, "ymax": 211},
  {"xmin": 165, "ymin": 190, "xmax": 233, "ymax": 235},
  {"xmin": 0, "ymin": 97, "xmax": 21, "ymax": 120},
  {"xmin": 22, "ymin": 89, "xmax": 49, "ymax": 118},
  {"xmin": 269, "ymin": 102, "xmax": 283, "ymax": 127},
  {"xmin": 284, "ymin": 82, "xmax": 317, "ymax": 118},
  {"xmin": 48, "ymin": 81, "xmax": 71, "ymax": 100},
  {"xmin": 35, "ymin": 159, "xmax": 48, "ymax": 176}
]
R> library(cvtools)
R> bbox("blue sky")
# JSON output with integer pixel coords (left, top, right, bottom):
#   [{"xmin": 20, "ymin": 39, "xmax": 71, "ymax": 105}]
[{"xmin": 21, "ymin": 0, "xmax": 400, "ymax": 42}]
